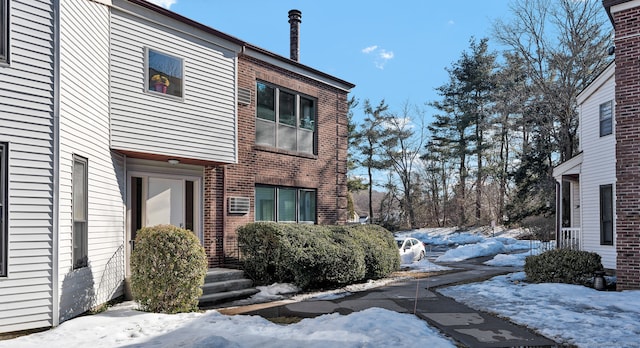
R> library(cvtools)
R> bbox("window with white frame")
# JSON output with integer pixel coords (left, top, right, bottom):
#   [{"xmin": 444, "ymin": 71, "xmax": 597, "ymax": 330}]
[
  {"xmin": 0, "ymin": 0, "xmax": 8, "ymax": 63},
  {"xmin": 600, "ymin": 100, "xmax": 613, "ymax": 137},
  {"xmin": 147, "ymin": 48, "xmax": 183, "ymax": 98},
  {"xmin": 0, "ymin": 142, "xmax": 7, "ymax": 276},
  {"xmin": 255, "ymin": 185, "xmax": 316, "ymax": 223},
  {"xmin": 256, "ymin": 82, "xmax": 316, "ymax": 155},
  {"xmin": 73, "ymin": 156, "xmax": 88, "ymax": 269}
]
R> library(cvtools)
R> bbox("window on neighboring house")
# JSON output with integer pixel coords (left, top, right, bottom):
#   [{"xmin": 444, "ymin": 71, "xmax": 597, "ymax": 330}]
[
  {"xmin": 255, "ymin": 185, "xmax": 316, "ymax": 223},
  {"xmin": 147, "ymin": 48, "xmax": 183, "ymax": 98},
  {"xmin": 0, "ymin": 142, "xmax": 7, "ymax": 276},
  {"xmin": 255, "ymin": 82, "xmax": 317, "ymax": 155},
  {"xmin": 73, "ymin": 156, "xmax": 88, "ymax": 269},
  {"xmin": 0, "ymin": 0, "xmax": 8, "ymax": 64},
  {"xmin": 600, "ymin": 184, "xmax": 613, "ymax": 246},
  {"xmin": 600, "ymin": 100, "xmax": 613, "ymax": 137}
]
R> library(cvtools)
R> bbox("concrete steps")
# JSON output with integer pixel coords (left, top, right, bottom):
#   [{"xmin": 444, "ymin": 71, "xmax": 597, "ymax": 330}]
[{"xmin": 199, "ymin": 268, "xmax": 259, "ymax": 307}]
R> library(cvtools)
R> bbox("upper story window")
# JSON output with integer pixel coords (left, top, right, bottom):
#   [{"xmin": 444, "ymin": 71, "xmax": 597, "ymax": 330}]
[
  {"xmin": 599, "ymin": 100, "xmax": 613, "ymax": 137},
  {"xmin": 146, "ymin": 48, "xmax": 183, "ymax": 98},
  {"xmin": 256, "ymin": 82, "xmax": 317, "ymax": 155},
  {"xmin": 0, "ymin": 0, "xmax": 8, "ymax": 64}
]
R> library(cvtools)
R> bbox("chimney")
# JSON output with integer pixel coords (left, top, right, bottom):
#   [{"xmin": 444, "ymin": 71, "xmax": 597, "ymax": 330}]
[{"xmin": 288, "ymin": 9, "xmax": 302, "ymax": 61}]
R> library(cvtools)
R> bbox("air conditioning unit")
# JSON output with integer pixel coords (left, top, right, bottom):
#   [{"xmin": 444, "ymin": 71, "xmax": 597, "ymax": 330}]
[
  {"xmin": 238, "ymin": 87, "xmax": 251, "ymax": 106},
  {"xmin": 228, "ymin": 196, "xmax": 250, "ymax": 214}
]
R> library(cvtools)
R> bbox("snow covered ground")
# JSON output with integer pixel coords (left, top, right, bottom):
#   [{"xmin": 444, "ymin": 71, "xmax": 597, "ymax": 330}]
[{"xmin": 2, "ymin": 227, "xmax": 639, "ymax": 348}]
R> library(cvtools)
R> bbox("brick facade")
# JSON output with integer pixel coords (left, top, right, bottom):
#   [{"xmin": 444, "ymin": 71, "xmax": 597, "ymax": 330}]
[
  {"xmin": 203, "ymin": 55, "xmax": 350, "ymax": 267},
  {"xmin": 608, "ymin": 1, "xmax": 640, "ymax": 289}
]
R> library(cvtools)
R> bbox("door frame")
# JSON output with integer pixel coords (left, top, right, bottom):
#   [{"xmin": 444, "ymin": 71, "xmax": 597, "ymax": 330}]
[{"xmin": 125, "ymin": 168, "xmax": 203, "ymax": 276}]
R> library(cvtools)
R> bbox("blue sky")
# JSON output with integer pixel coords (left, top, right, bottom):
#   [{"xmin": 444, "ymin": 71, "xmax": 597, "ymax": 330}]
[{"xmin": 148, "ymin": 0, "xmax": 513, "ymax": 124}]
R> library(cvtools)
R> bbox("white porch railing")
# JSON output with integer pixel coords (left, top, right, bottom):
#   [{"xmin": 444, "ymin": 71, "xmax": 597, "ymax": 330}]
[{"xmin": 559, "ymin": 228, "xmax": 581, "ymax": 250}]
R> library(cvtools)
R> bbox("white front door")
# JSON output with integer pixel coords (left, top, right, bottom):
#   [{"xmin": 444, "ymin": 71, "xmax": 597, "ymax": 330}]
[{"xmin": 147, "ymin": 177, "xmax": 184, "ymax": 228}]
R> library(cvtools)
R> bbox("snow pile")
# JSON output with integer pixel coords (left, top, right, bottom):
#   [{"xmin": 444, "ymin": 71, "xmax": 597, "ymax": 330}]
[
  {"xmin": 435, "ymin": 237, "xmax": 538, "ymax": 262},
  {"xmin": 396, "ymin": 226, "xmax": 527, "ymax": 246},
  {"xmin": 440, "ymin": 272, "xmax": 640, "ymax": 347},
  {"xmin": 1, "ymin": 304, "xmax": 456, "ymax": 348}
]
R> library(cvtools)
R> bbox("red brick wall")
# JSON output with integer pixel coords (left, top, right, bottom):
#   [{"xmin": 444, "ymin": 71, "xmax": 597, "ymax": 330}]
[
  {"xmin": 613, "ymin": 5, "xmax": 640, "ymax": 290},
  {"xmin": 203, "ymin": 56, "xmax": 349, "ymax": 267}
]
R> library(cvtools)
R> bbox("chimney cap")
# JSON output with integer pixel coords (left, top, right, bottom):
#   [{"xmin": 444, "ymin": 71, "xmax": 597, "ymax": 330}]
[{"xmin": 288, "ymin": 9, "xmax": 302, "ymax": 23}]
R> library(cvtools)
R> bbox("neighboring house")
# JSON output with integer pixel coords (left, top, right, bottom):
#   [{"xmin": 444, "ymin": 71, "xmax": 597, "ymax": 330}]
[
  {"xmin": 553, "ymin": 63, "xmax": 616, "ymax": 270},
  {"xmin": 0, "ymin": 0, "xmax": 353, "ymax": 334},
  {"xmin": 555, "ymin": 0, "xmax": 640, "ymax": 290},
  {"xmin": 603, "ymin": 0, "xmax": 640, "ymax": 290}
]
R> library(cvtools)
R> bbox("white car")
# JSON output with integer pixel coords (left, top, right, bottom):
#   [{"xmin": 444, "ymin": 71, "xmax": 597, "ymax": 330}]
[{"xmin": 396, "ymin": 237, "xmax": 426, "ymax": 263}]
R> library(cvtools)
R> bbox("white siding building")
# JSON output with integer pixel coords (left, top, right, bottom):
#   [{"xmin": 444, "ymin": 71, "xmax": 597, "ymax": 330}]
[
  {"xmin": 553, "ymin": 62, "xmax": 616, "ymax": 269},
  {"xmin": 0, "ymin": 0, "xmax": 57, "ymax": 333},
  {"xmin": 0, "ymin": 0, "xmax": 242, "ymax": 333}
]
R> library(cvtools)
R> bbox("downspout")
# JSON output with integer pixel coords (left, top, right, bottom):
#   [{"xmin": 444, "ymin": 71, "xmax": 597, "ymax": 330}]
[
  {"xmin": 221, "ymin": 165, "xmax": 227, "ymax": 266},
  {"xmin": 52, "ymin": 0, "xmax": 61, "ymax": 328}
]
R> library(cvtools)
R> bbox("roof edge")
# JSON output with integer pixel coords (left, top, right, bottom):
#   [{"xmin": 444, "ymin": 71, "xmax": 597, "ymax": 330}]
[{"xmin": 125, "ymin": 0, "xmax": 355, "ymax": 90}]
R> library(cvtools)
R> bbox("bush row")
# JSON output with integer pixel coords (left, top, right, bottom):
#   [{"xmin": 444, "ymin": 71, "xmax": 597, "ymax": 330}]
[
  {"xmin": 237, "ymin": 223, "xmax": 400, "ymax": 290},
  {"xmin": 524, "ymin": 248, "xmax": 603, "ymax": 285}
]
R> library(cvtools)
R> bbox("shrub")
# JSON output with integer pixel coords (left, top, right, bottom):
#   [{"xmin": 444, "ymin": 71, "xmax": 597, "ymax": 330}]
[
  {"xmin": 237, "ymin": 223, "xmax": 398, "ymax": 290},
  {"xmin": 341, "ymin": 224, "xmax": 400, "ymax": 279},
  {"xmin": 130, "ymin": 224, "xmax": 207, "ymax": 313},
  {"xmin": 524, "ymin": 248, "xmax": 603, "ymax": 285},
  {"xmin": 236, "ymin": 222, "xmax": 284, "ymax": 285}
]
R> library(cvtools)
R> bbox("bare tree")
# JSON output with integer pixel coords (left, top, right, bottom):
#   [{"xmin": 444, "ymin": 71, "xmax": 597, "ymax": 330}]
[
  {"xmin": 379, "ymin": 102, "xmax": 426, "ymax": 229},
  {"xmin": 493, "ymin": 0, "xmax": 611, "ymax": 162}
]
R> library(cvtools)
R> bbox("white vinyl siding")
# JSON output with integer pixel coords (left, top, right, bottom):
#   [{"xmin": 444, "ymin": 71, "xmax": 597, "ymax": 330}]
[
  {"xmin": 58, "ymin": 0, "xmax": 125, "ymax": 323},
  {"xmin": 0, "ymin": 0, "xmax": 55, "ymax": 334},
  {"xmin": 110, "ymin": 0, "xmax": 238, "ymax": 164},
  {"xmin": 578, "ymin": 65, "xmax": 616, "ymax": 269}
]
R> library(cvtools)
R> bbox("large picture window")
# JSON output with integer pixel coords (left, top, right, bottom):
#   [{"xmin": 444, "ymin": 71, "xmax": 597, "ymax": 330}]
[
  {"xmin": 147, "ymin": 48, "xmax": 183, "ymax": 98},
  {"xmin": 73, "ymin": 156, "xmax": 88, "ymax": 269},
  {"xmin": 600, "ymin": 184, "xmax": 613, "ymax": 246},
  {"xmin": 0, "ymin": 0, "xmax": 8, "ymax": 63},
  {"xmin": 256, "ymin": 82, "xmax": 316, "ymax": 155},
  {"xmin": 0, "ymin": 143, "xmax": 7, "ymax": 276},
  {"xmin": 600, "ymin": 100, "xmax": 613, "ymax": 137},
  {"xmin": 255, "ymin": 186, "xmax": 316, "ymax": 223}
]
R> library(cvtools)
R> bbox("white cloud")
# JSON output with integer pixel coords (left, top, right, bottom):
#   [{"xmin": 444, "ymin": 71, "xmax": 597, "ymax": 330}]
[
  {"xmin": 379, "ymin": 49, "xmax": 394, "ymax": 60},
  {"xmin": 147, "ymin": 0, "xmax": 177, "ymax": 9},
  {"xmin": 361, "ymin": 45, "xmax": 378, "ymax": 54},
  {"xmin": 448, "ymin": 20, "xmax": 455, "ymax": 25},
  {"xmin": 362, "ymin": 45, "xmax": 394, "ymax": 70}
]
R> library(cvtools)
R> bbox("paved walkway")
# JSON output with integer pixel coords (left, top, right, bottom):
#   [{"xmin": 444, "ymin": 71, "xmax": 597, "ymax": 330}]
[{"xmin": 219, "ymin": 259, "xmax": 560, "ymax": 347}]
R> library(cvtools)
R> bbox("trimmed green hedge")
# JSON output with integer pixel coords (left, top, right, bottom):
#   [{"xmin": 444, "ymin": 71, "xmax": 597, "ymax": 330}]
[
  {"xmin": 238, "ymin": 223, "xmax": 400, "ymax": 290},
  {"xmin": 130, "ymin": 225, "xmax": 207, "ymax": 313},
  {"xmin": 524, "ymin": 248, "xmax": 603, "ymax": 285}
]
